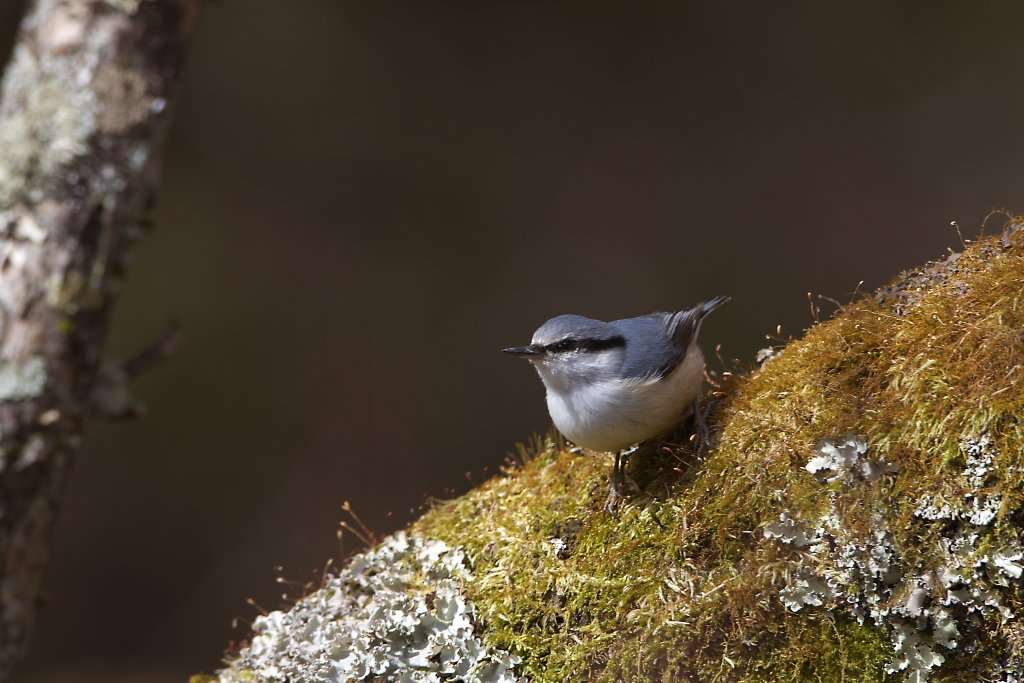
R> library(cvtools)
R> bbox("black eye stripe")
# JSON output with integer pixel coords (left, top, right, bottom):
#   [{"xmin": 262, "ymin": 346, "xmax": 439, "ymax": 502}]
[
  {"xmin": 583, "ymin": 336, "xmax": 626, "ymax": 351},
  {"xmin": 545, "ymin": 336, "xmax": 625, "ymax": 353}
]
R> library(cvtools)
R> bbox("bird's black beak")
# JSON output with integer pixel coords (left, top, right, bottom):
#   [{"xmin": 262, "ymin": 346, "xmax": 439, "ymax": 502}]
[{"xmin": 502, "ymin": 345, "xmax": 543, "ymax": 358}]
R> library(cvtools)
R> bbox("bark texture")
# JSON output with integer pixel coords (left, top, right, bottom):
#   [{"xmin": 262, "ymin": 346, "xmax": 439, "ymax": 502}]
[{"xmin": 0, "ymin": 0, "xmax": 199, "ymax": 676}]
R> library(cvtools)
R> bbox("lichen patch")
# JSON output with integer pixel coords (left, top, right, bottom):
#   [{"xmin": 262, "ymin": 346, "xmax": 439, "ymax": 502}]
[{"xmin": 215, "ymin": 532, "xmax": 524, "ymax": 683}]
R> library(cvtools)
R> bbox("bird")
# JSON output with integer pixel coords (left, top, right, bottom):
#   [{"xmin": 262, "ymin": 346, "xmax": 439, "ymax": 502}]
[{"xmin": 502, "ymin": 296, "xmax": 729, "ymax": 511}]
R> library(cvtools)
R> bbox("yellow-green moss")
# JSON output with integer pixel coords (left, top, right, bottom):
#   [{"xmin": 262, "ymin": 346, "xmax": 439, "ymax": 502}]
[
  {"xmin": 416, "ymin": 220, "xmax": 1024, "ymax": 680},
  {"xmin": 745, "ymin": 614, "xmax": 895, "ymax": 682}
]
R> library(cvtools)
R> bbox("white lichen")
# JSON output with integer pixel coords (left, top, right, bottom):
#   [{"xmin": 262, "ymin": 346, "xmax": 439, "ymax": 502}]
[
  {"xmin": 780, "ymin": 433, "xmax": 1022, "ymax": 680},
  {"xmin": 914, "ymin": 435, "xmax": 1003, "ymax": 526},
  {"xmin": 966, "ymin": 494, "xmax": 1002, "ymax": 525},
  {"xmin": 0, "ymin": 356, "xmax": 47, "ymax": 401},
  {"xmin": 805, "ymin": 434, "xmax": 897, "ymax": 485},
  {"xmin": 991, "ymin": 551, "xmax": 1023, "ymax": 581},
  {"xmin": 13, "ymin": 215, "xmax": 46, "ymax": 243},
  {"xmin": 102, "ymin": 0, "xmax": 143, "ymax": 13},
  {"xmin": 216, "ymin": 532, "xmax": 524, "ymax": 683},
  {"xmin": 763, "ymin": 510, "xmax": 814, "ymax": 547},
  {"xmin": 961, "ymin": 435, "xmax": 995, "ymax": 489},
  {"xmin": 779, "ymin": 575, "xmax": 834, "ymax": 612},
  {"xmin": 755, "ymin": 346, "xmax": 780, "ymax": 367},
  {"xmin": 886, "ymin": 623, "xmax": 946, "ymax": 682},
  {"xmin": 0, "ymin": 47, "xmax": 98, "ymax": 205}
]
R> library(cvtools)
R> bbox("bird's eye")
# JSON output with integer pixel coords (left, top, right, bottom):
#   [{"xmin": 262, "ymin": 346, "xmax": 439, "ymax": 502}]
[{"xmin": 550, "ymin": 339, "xmax": 577, "ymax": 352}]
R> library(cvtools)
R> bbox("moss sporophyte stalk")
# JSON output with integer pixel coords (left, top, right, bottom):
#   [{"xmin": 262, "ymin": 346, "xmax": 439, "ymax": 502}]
[{"xmin": 207, "ymin": 220, "xmax": 1024, "ymax": 682}]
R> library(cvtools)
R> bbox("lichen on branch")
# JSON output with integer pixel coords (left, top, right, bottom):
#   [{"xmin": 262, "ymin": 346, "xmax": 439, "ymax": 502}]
[{"xmin": 0, "ymin": 0, "xmax": 199, "ymax": 677}]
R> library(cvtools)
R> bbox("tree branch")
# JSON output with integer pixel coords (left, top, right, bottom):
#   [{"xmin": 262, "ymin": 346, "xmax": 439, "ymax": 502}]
[{"xmin": 0, "ymin": 0, "xmax": 199, "ymax": 676}]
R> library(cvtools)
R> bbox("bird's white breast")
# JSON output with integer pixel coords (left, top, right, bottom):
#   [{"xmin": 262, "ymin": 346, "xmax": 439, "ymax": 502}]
[{"xmin": 535, "ymin": 342, "xmax": 705, "ymax": 452}]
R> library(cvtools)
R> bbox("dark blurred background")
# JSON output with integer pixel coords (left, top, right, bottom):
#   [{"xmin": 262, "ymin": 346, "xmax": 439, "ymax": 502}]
[{"xmin": 3, "ymin": 1, "xmax": 1022, "ymax": 681}]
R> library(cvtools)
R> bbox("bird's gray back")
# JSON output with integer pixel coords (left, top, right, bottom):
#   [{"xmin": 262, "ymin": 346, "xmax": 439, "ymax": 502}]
[
  {"xmin": 611, "ymin": 314, "xmax": 681, "ymax": 380},
  {"xmin": 612, "ymin": 297, "xmax": 725, "ymax": 380}
]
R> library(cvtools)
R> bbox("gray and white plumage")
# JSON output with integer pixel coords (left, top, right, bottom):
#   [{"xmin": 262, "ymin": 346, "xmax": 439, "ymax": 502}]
[{"xmin": 503, "ymin": 297, "xmax": 729, "ymax": 452}]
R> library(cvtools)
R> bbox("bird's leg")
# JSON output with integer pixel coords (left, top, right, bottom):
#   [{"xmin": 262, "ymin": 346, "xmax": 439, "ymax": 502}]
[
  {"xmin": 605, "ymin": 451, "xmax": 627, "ymax": 516},
  {"xmin": 604, "ymin": 446, "xmax": 638, "ymax": 516}
]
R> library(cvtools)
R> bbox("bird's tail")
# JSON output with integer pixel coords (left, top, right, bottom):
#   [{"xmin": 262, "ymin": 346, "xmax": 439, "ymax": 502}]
[{"xmin": 700, "ymin": 295, "xmax": 731, "ymax": 317}]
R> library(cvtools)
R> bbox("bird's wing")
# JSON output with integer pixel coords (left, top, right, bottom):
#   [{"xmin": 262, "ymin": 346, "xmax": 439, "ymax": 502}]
[{"xmin": 619, "ymin": 297, "xmax": 729, "ymax": 380}]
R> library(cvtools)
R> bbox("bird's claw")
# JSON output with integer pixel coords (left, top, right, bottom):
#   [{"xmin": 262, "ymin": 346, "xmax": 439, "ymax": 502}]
[{"xmin": 605, "ymin": 450, "xmax": 632, "ymax": 517}]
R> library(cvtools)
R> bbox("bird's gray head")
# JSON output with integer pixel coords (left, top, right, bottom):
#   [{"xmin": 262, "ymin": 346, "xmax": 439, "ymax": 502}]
[{"xmin": 502, "ymin": 314, "xmax": 626, "ymax": 388}]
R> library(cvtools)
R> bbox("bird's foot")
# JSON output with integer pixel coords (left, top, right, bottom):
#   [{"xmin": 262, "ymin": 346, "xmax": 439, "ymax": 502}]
[
  {"xmin": 605, "ymin": 479, "xmax": 628, "ymax": 517},
  {"xmin": 604, "ymin": 448, "xmax": 637, "ymax": 517}
]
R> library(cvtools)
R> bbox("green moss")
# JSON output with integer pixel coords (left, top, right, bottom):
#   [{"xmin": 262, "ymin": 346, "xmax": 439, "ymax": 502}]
[
  {"xmin": 416, "ymin": 220, "xmax": 1024, "ymax": 679},
  {"xmin": 717, "ymin": 613, "xmax": 893, "ymax": 682}
]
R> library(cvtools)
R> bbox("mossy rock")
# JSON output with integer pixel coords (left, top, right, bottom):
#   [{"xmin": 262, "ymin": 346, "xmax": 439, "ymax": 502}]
[
  {"xmin": 206, "ymin": 219, "xmax": 1024, "ymax": 682},
  {"xmin": 417, "ymin": 219, "xmax": 1024, "ymax": 681}
]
